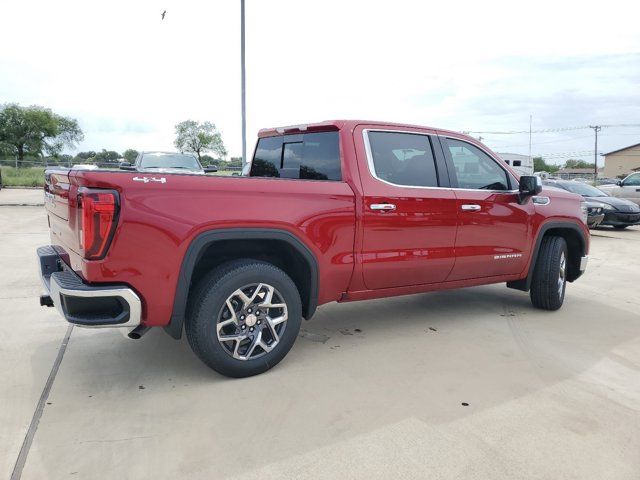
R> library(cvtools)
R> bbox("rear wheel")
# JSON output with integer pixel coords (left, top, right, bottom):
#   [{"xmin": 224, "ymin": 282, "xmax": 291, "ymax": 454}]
[
  {"xmin": 530, "ymin": 236, "xmax": 568, "ymax": 311},
  {"xmin": 186, "ymin": 259, "xmax": 302, "ymax": 378}
]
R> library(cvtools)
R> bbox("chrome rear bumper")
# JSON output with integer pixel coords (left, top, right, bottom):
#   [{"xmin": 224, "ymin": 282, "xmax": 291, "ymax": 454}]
[
  {"xmin": 579, "ymin": 255, "xmax": 588, "ymax": 272},
  {"xmin": 37, "ymin": 246, "xmax": 141, "ymax": 328}
]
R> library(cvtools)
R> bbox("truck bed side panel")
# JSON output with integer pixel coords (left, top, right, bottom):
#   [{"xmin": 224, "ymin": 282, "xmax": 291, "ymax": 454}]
[{"xmin": 60, "ymin": 172, "xmax": 356, "ymax": 327}]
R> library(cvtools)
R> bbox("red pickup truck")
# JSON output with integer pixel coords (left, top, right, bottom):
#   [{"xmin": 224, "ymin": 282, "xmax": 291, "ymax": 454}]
[{"xmin": 38, "ymin": 120, "xmax": 589, "ymax": 377}]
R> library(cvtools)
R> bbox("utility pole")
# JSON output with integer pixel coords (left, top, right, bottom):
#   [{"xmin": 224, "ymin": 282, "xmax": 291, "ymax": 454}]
[
  {"xmin": 528, "ymin": 115, "xmax": 532, "ymax": 164},
  {"xmin": 240, "ymin": 0, "xmax": 247, "ymax": 165},
  {"xmin": 589, "ymin": 125, "xmax": 601, "ymax": 182}
]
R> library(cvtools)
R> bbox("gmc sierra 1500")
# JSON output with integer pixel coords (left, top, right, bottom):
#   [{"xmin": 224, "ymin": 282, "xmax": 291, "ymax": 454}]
[{"xmin": 38, "ymin": 120, "xmax": 589, "ymax": 377}]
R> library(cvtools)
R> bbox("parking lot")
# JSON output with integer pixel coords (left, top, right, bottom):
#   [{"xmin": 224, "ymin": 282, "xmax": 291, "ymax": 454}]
[{"xmin": 1, "ymin": 189, "xmax": 639, "ymax": 480}]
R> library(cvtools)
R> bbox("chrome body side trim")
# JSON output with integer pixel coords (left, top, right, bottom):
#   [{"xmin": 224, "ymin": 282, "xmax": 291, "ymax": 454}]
[{"xmin": 361, "ymin": 129, "xmax": 518, "ymax": 194}]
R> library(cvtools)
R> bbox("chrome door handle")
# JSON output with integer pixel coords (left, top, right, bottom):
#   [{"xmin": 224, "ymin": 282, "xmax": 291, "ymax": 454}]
[
  {"xmin": 370, "ymin": 203, "xmax": 396, "ymax": 211},
  {"xmin": 461, "ymin": 204, "xmax": 481, "ymax": 212}
]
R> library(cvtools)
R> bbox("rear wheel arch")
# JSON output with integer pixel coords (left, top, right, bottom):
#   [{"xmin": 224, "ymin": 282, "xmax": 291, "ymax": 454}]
[
  {"xmin": 165, "ymin": 228, "xmax": 318, "ymax": 339},
  {"xmin": 507, "ymin": 221, "xmax": 587, "ymax": 292}
]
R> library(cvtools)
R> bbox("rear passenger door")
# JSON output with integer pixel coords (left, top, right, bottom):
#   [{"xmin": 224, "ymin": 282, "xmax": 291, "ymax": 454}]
[
  {"xmin": 440, "ymin": 136, "xmax": 533, "ymax": 281},
  {"xmin": 356, "ymin": 127, "xmax": 458, "ymax": 289}
]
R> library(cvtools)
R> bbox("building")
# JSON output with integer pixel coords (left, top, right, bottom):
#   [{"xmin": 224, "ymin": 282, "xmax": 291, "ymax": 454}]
[
  {"xmin": 603, "ymin": 142, "xmax": 640, "ymax": 178},
  {"xmin": 496, "ymin": 152, "xmax": 533, "ymax": 176}
]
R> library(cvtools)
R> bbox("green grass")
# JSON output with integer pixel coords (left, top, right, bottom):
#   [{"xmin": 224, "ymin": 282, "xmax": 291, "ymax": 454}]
[{"xmin": 0, "ymin": 166, "xmax": 45, "ymax": 187}]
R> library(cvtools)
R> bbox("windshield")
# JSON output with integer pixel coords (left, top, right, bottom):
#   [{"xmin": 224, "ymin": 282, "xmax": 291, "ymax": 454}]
[
  {"xmin": 140, "ymin": 153, "xmax": 201, "ymax": 170},
  {"xmin": 559, "ymin": 182, "xmax": 607, "ymax": 197}
]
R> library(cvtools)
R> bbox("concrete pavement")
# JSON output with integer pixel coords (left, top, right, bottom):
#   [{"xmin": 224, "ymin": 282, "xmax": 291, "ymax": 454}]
[
  {"xmin": 1, "ymin": 201, "xmax": 639, "ymax": 479},
  {"xmin": 0, "ymin": 188, "xmax": 44, "ymax": 206}
]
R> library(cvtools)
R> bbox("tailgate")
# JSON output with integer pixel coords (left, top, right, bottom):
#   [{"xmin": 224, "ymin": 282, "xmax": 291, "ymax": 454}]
[{"xmin": 44, "ymin": 168, "xmax": 81, "ymax": 256}]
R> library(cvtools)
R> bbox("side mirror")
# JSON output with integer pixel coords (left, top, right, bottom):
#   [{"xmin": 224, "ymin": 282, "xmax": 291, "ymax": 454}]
[
  {"xmin": 119, "ymin": 161, "xmax": 135, "ymax": 171},
  {"xmin": 204, "ymin": 166, "xmax": 218, "ymax": 173},
  {"xmin": 518, "ymin": 175, "xmax": 542, "ymax": 204},
  {"xmin": 616, "ymin": 180, "xmax": 623, "ymax": 186}
]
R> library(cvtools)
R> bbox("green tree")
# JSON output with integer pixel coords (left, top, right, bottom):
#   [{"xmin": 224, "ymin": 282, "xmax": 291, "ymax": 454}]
[
  {"xmin": 94, "ymin": 149, "xmax": 120, "ymax": 164},
  {"xmin": 75, "ymin": 151, "xmax": 96, "ymax": 162},
  {"xmin": 227, "ymin": 156, "xmax": 243, "ymax": 168},
  {"xmin": 533, "ymin": 156, "xmax": 559, "ymax": 173},
  {"xmin": 0, "ymin": 104, "xmax": 84, "ymax": 166},
  {"xmin": 564, "ymin": 159, "xmax": 595, "ymax": 169},
  {"xmin": 123, "ymin": 149, "xmax": 139, "ymax": 162},
  {"xmin": 174, "ymin": 120, "xmax": 226, "ymax": 162}
]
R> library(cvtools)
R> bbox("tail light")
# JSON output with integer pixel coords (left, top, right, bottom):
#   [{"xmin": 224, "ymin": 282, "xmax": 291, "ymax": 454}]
[{"xmin": 78, "ymin": 189, "xmax": 119, "ymax": 260}]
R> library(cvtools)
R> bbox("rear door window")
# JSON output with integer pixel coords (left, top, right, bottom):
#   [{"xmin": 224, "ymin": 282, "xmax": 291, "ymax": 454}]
[
  {"xmin": 366, "ymin": 131, "xmax": 439, "ymax": 187},
  {"xmin": 250, "ymin": 131, "xmax": 341, "ymax": 181}
]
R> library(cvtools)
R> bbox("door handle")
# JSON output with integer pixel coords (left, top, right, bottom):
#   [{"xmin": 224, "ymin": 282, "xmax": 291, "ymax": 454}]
[
  {"xmin": 370, "ymin": 203, "xmax": 396, "ymax": 211},
  {"xmin": 461, "ymin": 204, "xmax": 481, "ymax": 212}
]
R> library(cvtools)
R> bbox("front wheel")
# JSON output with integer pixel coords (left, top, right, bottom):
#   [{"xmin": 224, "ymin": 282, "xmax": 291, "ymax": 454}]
[
  {"xmin": 613, "ymin": 225, "xmax": 628, "ymax": 230},
  {"xmin": 529, "ymin": 236, "xmax": 568, "ymax": 311},
  {"xmin": 186, "ymin": 259, "xmax": 302, "ymax": 378}
]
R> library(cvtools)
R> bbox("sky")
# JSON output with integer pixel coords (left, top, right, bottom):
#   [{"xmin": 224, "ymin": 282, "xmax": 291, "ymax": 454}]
[{"xmin": 1, "ymin": 0, "xmax": 639, "ymax": 165}]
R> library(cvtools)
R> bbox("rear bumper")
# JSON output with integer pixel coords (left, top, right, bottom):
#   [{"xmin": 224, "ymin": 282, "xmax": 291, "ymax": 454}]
[
  {"xmin": 37, "ymin": 245, "xmax": 141, "ymax": 328},
  {"xmin": 579, "ymin": 255, "xmax": 588, "ymax": 273}
]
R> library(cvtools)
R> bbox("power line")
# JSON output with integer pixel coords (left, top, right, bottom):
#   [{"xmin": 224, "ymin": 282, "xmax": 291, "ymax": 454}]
[{"xmin": 464, "ymin": 124, "xmax": 640, "ymax": 135}]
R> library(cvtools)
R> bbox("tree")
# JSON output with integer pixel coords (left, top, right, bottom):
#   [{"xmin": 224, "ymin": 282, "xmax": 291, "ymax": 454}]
[
  {"xmin": 75, "ymin": 151, "xmax": 97, "ymax": 161},
  {"xmin": 174, "ymin": 120, "xmax": 226, "ymax": 162},
  {"xmin": 228, "ymin": 156, "xmax": 243, "ymax": 168},
  {"xmin": 533, "ymin": 156, "xmax": 559, "ymax": 173},
  {"xmin": 564, "ymin": 159, "xmax": 595, "ymax": 169},
  {"xmin": 123, "ymin": 149, "xmax": 139, "ymax": 162},
  {"xmin": 0, "ymin": 104, "xmax": 84, "ymax": 166},
  {"xmin": 93, "ymin": 149, "xmax": 120, "ymax": 164}
]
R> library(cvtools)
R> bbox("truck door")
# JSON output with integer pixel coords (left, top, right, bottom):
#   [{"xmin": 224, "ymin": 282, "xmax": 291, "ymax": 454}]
[
  {"xmin": 615, "ymin": 173, "xmax": 640, "ymax": 205},
  {"xmin": 439, "ymin": 135, "xmax": 533, "ymax": 280},
  {"xmin": 355, "ymin": 126, "xmax": 458, "ymax": 289}
]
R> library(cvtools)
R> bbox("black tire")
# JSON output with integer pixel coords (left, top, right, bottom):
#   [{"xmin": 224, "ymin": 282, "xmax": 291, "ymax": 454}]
[
  {"xmin": 186, "ymin": 259, "xmax": 302, "ymax": 378},
  {"xmin": 613, "ymin": 225, "xmax": 628, "ymax": 230},
  {"xmin": 529, "ymin": 236, "xmax": 568, "ymax": 311}
]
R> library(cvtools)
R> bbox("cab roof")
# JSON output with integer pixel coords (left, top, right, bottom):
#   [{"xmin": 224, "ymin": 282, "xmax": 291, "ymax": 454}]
[{"xmin": 257, "ymin": 120, "xmax": 464, "ymax": 138}]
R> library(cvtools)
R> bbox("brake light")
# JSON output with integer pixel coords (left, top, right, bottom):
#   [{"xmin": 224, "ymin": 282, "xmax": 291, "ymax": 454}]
[{"xmin": 78, "ymin": 189, "xmax": 119, "ymax": 260}]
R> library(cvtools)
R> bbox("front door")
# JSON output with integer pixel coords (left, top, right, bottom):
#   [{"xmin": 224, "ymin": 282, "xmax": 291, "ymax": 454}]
[
  {"xmin": 356, "ymin": 127, "xmax": 458, "ymax": 290},
  {"xmin": 440, "ymin": 136, "xmax": 533, "ymax": 281},
  {"xmin": 615, "ymin": 173, "xmax": 640, "ymax": 205}
]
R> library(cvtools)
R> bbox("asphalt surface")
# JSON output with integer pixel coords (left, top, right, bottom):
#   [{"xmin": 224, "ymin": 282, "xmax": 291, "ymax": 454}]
[{"xmin": 1, "ymin": 189, "xmax": 639, "ymax": 479}]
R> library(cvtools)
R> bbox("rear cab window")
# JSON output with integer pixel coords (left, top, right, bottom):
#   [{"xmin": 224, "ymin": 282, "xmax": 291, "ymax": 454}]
[{"xmin": 250, "ymin": 131, "xmax": 341, "ymax": 181}]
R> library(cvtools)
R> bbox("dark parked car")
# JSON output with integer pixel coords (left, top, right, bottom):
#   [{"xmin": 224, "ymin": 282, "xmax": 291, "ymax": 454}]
[{"xmin": 544, "ymin": 180, "xmax": 640, "ymax": 229}]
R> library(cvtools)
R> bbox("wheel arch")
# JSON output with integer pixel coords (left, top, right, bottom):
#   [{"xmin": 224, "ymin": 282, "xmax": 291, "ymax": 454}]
[
  {"xmin": 165, "ymin": 228, "xmax": 319, "ymax": 339},
  {"xmin": 507, "ymin": 221, "xmax": 587, "ymax": 292}
]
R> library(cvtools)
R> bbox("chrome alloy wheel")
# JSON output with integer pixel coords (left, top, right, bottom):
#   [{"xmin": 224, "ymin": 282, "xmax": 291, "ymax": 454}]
[
  {"xmin": 216, "ymin": 283, "xmax": 288, "ymax": 361},
  {"xmin": 558, "ymin": 252, "xmax": 566, "ymax": 297}
]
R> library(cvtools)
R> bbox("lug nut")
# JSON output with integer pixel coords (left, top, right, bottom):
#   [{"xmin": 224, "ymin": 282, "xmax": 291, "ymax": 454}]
[
  {"xmin": 257, "ymin": 320, "xmax": 261, "ymax": 325},
  {"xmin": 241, "ymin": 325, "xmax": 246, "ymax": 330},
  {"xmin": 249, "ymin": 327, "xmax": 254, "ymax": 332},
  {"xmin": 255, "ymin": 310, "xmax": 260, "ymax": 316},
  {"xmin": 240, "ymin": 315, "xmax": 245, "ymax": 320},
  {"xmin": 247, "ymin": 308, "xmax": 252, "ymax": 313}
]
